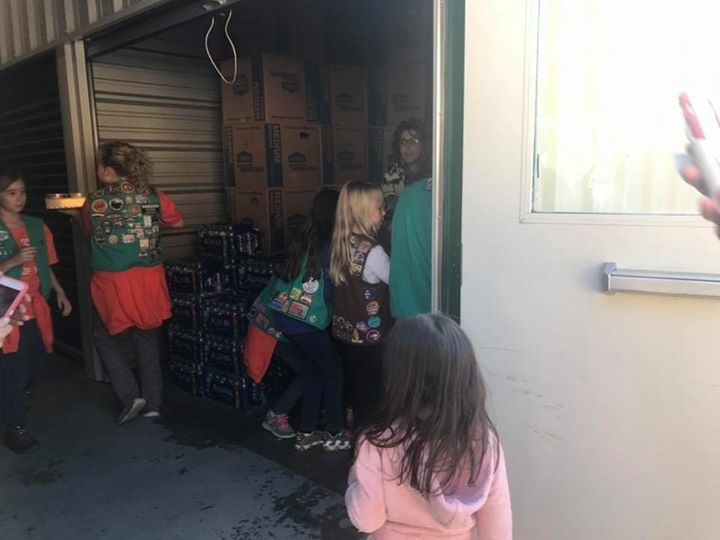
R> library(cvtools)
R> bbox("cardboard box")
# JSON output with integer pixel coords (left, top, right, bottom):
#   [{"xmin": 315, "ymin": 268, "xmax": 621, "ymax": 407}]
[
  {"xmin": 308, "ymin": 64, "xmax": 367, "ymax": 125},
  {"xmin": 321, "ymin": 125, "xmax": 367, "ymax": 186},
  {"xmin": 228, "ymin": 188, "xmax": 317, "ymax": 252},
  {"xmin": 382, "ymin": 64, "xmax": 428, "ymax": 127},
  {"xmin": 222, "ymin": 123, "xmax": 321, "ymax": 190},
  {"xmin": 368, "ymin": 126, "xmax": 395, "ymax": 186},
  {"xmin": 221, "ymin": 54, "xmax": 308, "ymax": 124}
]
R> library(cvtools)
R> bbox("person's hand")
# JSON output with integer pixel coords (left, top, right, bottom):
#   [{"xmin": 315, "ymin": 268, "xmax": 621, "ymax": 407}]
[
  {"xmin": 0, "ymin": 290, "xmax": 29, "ymax": 348},
  {"xmin": 56, "ymin": 291, "xmax": 72, "ymax": 316},
  {"xmin": 12, "ymin": 247, "xmax": 38, "ymax": 265},
  {"xmin": 679, "ymin": 157, "xmax": 720, "ymax": 237}
]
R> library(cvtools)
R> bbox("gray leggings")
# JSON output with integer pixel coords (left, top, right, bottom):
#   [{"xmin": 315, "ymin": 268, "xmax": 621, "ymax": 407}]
[{"xmin": 93, "ymin": 310, "xmax": 163, "ymax": 411}]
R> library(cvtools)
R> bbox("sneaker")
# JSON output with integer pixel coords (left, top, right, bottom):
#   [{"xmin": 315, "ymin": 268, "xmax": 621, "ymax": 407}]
[
  {"xmin": 323, "ymin": 430, "xmax": 351, "ymax": 452},
  {"xmin": 117, "ymin": 398, "xmax": 146, "ymax": 424},
  {"xmin": 143, "ymin": 411, "xmax": 160, "ymax": 418},
  {"xmin": 262, "ymin": 410, "xmax": 296, "ymax": 439},
  {"xmin": 294, "ymin": 431, "xmax": 325, "ymax": 452},
  {"xmin": 4, "ymin": 426, "xmax": 39, "ymax": 454}
]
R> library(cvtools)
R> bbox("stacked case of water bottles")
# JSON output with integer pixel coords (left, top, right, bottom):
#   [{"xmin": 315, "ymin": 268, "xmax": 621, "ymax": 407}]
[{"xmin": 165, "ymin": 222, "xmax": 291, "ymax": 410}]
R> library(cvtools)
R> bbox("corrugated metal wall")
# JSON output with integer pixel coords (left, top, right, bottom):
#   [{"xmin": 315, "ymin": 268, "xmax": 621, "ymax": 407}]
[
  {"xmin": 0, "ymin": 0, "xmax": 168, "ymax": 67},
  {"xmin": 91, "ymin": 45, "xmax": 226, "ymax": 258},
  {"xmin": 0, "ymin": 52, "xmax": 83, "ymax": 360}
]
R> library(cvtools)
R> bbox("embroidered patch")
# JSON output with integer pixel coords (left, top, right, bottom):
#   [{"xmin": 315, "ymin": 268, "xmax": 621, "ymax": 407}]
[
  {"xmin": 108, "ymin": 235, "xmax": 119, "ymax": 245},
  {"xmin": 366, "ymin": 330, "xmax": 381, "ymax": 343},
  {"xmin": 355, "ymin": 321, "xmax": 368, "ymax": 333},
  {"xmin": 121, "ymin": 182, "xmax": 135, "ymax": 193},
  {"xmin": 287, "ymin": 301, "xmax": 309, "ymax": 319},
  {"xmin": 366, "ymin": 301, "xmax": 380, "ymax": 315},
  {"xmin": 91, "ymin": 199, "xmax": 108, "ymax": 214},
  {"xmin": 289, "ymin": 288, "xmax": 302, "ymax": 300},
  {"xmin": 302, "ymin": 278, "xmax": 319, "ymax": 294},
  {"xmin": 122, "ymin": 234, "xmax": 135, "ymax": 244},
  {"xmin": 139, "ymin": 238, "xmax": 150, "ymax": 249},
  {"xmin": 368, "ymin": 316, "xmax": 381, "ymax": 329},
  {"xmin": 363, "ymin": 288, "xmax": 376, "ymax": 301},
  {"xmin": 0, "ymin": 231, "xmax": 9, "ymax": 241},
  {"xmin": 109, "ymin": 198, "xmax": 124, "ymax": 211},
  {"xmin": 127, "ymin": 205, "xmax": 141, "ymax": 215}
]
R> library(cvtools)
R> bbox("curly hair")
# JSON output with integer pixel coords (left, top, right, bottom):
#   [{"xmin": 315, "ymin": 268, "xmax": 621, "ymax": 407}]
[
  {"xmin": 96, "ymin": 141, "xmax": 154, "ymax": 194},
  {"xmin": 389, "ymin": 118, "xmax": 431, "ymax": 177}
]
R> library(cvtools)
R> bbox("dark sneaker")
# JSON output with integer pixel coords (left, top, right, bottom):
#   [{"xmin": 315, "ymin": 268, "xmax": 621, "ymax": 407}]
[
  {"xmin": 262, "ymin": 410, "xmax": 296, "ymax": 439},
  {"xmin": 117, "ymin": 398, "xmax": 146, "ymax": 424},
  {"xmin": 294, "ymin": 431, "xmax": 325, "ymax": 452},
  {"xmin": 323, "ymin": 430, "xmax": 351, "ymax": 452},
  {"xmin": 4, "ymin": 426, "xmax": 39, "ymax": 454}
]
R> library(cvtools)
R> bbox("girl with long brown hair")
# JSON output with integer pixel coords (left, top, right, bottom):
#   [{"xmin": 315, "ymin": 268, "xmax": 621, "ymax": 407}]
[
  {"xmin": 345, "ymin": 314, "xmax": 512, "ymax": 539},
  {"xmin": 83, "ymin": 141, "xmax": 184, "ymax": 424}
]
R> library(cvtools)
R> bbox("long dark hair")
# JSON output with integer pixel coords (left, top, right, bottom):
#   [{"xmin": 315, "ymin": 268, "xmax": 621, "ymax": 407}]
[
  {"xmin": 358, "ymin": 314, "xmax": 499, "ymax": 497},
  {"xmin": 0, "ymin": 167, "xmax": 22, "ymax": 191},
  {"xmin": 278, "ymin": 188, "xmax": 339, "ymax": 282}
]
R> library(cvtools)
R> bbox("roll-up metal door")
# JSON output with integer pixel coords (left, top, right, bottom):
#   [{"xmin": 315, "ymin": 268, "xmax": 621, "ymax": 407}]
[
  {"xmin": 90, "ymin": 44, "xmax": 225, "ymax": 259},
  {"xmin": 0, "ymin": 52, "xmax": 83, "ymax": 361}
]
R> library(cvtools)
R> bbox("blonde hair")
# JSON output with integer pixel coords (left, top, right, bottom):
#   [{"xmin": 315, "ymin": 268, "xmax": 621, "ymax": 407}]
[
  {"xmin": 329, "ymin": 181, "xmax": 383, "ymax": 285},
  {"xmin": 96, "ymin": 141, "xmax": 154, "ymax": 194}
]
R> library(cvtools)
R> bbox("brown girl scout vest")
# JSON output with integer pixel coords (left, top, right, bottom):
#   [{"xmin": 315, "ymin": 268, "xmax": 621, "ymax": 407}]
[{"xmin": 332, "ymin": 235, "xmax": 393, "ymax": 346}]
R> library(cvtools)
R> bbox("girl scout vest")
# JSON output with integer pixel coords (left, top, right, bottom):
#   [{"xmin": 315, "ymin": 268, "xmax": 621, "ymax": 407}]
[
  {"xmin": 87, "ymin": 181, "xmax": 163, "ymax": 272},
  {"xmin": 0, "ymin": 216, "xmax": 51, "ymax": 299},
  {"xmin": 332, "ymin": 235, "xmax": 393, "ymax": 346},
  {"xmin": 266, "ymin": 254, "xmax": 330, "ymax": 330}
]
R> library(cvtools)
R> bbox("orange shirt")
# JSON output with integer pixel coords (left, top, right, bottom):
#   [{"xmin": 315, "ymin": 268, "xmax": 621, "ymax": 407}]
[{"xmin": 2, "ymin": 224, "xmax": 59, "ymax": 354}]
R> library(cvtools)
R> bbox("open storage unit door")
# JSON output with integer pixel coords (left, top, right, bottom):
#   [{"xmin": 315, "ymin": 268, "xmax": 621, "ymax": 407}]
[
  {"xmin": 83, "ymin": 0, "xmax": 437, "ymax": 412},
  {"xmin": 0, "ymin": 53, "xmax": 83, "ymax": 361}
]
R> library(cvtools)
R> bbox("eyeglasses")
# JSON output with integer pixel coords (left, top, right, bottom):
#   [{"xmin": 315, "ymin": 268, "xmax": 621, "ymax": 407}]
[{"xmin": 399, "ymin": 137, "xmax": 421, "ymax": 147}]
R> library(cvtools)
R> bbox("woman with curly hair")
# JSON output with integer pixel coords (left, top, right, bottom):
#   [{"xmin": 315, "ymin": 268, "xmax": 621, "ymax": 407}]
[{"xmin": 83, "ymin": 141, "xmax": 184, "ymax": 424}]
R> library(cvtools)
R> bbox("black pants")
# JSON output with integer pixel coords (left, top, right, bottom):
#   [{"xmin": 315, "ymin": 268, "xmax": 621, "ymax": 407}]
[
  {"xmin": 283, "ymin": 330, "xmax": 344, "ymax": 433},
  {"xmin": 93, "ymin": 310, "xmax": 163, "ymax": 411},
  {"xmin": 1, "ymin": 320, "xmax": 46, "ymax": 428},
  {"xmin": 340, "ymin": 343, "xmax": 384, "ymax": 430}
]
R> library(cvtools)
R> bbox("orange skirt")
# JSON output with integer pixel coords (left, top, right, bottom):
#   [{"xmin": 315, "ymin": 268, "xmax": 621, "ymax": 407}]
[{"xmin": 92, "ymin": 265, "xmax": 172, "ymax": 335}]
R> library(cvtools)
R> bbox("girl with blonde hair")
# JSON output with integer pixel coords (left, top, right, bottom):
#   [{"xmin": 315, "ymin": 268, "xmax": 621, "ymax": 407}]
[{"xmin": 330, "ymin": 181, "xmax": 393, "ymax": 431}]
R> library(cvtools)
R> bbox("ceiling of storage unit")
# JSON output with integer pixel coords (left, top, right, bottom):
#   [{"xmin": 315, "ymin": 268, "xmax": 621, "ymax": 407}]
[{"xmin": 148, "ymin": 0, "xmax": 432, "ymax": 64}]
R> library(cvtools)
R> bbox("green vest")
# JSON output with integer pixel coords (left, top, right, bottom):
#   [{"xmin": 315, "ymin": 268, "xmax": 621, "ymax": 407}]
[
  {"xmin": 0, "ymin": 216, "xmax": 52, "ymax": 299},
  {"xmin": 267, "ymin": 254, "xmax": 331, "ymax": 330},
  {"xmin": 87, "ymin": 182, "xmax": 163, "ymax": 272}
]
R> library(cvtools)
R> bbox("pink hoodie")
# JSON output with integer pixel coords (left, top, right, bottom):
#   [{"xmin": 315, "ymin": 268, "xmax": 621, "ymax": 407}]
[{"xmin": 345, "ymin": 434, "xmax": 512, "ymax": 539}]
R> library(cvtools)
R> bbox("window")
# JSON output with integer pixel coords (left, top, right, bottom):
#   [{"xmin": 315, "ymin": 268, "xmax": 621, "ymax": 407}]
[{"xmin": 534, "ymin": 1, "xmax": 720, "ymax": 214}]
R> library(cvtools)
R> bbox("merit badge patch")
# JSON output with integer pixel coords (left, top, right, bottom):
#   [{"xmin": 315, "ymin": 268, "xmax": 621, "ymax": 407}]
[
  {"xmin": 121, "ymin": 182, "xmax": 135, "ymax": 193},
  {"xmin": 108, "ymin": 235, "xmax": 119, "ymax": 245},
  {"xmin": 366, "ymin": 301, "xmax": 380, "ymax": 316},
  {"xmin": 109, "ymin": 198, "xmax": 124, "ymax": 211},
  {"xmin": 287, "ymin": 301, "xmax": 309, "ymax": 319},
  {"xmin": 366, "ymin": 330, "xmax": 381, "ymax": 343},
  {"xmin": 91, "ymin": 199, "xmax": 108, "ymax": 214},
  {"xmin": 302, "ymin": 278, "xmax": 319, "ymax": 294},
  {"xmin": 367, "ymin": 316, "xmax": 381, "ymax": 329}
]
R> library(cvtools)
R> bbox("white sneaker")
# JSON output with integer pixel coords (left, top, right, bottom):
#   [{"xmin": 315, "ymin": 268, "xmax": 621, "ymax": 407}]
[
  {"xmin": 117, "ymin": 398, "xmax": 146, "ymax": 424},
  {"xmin": 143, "ymin": 411, "xmax": 160, "ymax": 418}
]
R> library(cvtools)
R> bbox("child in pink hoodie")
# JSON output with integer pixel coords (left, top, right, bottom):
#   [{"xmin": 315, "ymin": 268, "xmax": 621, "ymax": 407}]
[{"xmin": 345, "ymin": 314, "xmax": 512, "ymax": 539}]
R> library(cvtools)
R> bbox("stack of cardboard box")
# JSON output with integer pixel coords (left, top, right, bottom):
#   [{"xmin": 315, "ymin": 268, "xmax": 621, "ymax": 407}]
[
  {"xmin": 222, "ymin": 54, "xmax": 322, "ymax": 252},
  {"xmin": 220, "ymin": 1, "xmax": 431, "ymax": 251}
]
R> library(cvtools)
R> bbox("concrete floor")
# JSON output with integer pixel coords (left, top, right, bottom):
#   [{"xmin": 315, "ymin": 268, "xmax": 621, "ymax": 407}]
[{"xmin": 0, "ymin": 356, "xmax": 360, "ymax": 540}]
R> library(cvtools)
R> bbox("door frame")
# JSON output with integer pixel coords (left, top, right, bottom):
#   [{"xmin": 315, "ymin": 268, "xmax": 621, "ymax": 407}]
[{"xmin": 432, "ymin": 0, "xmax": 464, "ymax": 320}]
